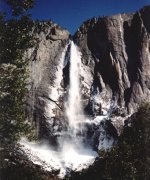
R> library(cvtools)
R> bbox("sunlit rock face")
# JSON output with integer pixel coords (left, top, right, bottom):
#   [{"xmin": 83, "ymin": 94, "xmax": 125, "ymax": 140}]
[
  {"xmin": 22, "ymin": 6, "xmax": 150, "ymax": 179},
  {"xmin": 25, "ymin": 21, "xmax": 70, "ymax": 140}
]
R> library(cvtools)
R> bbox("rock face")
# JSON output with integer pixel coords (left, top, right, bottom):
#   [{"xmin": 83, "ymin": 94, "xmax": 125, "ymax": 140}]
[
  {"xmin": 25, "ymin": 21, "xmax": 70, "ymax": 139},
  {"xmin": 26, "ymin": 6, "xmax": 150, "ymax": 141},
  {"xmin": 74, "ymin": 6, "xmax": 150, "ymax": 117}
]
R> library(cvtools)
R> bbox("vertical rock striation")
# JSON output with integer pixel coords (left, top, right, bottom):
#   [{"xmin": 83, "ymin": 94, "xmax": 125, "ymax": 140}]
[{"xmin": 74, "ymin": 6, "xmax": 150, "ymax": 117}]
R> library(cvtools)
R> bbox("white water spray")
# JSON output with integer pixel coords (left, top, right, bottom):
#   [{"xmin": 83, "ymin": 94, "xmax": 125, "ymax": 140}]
[{"xmin": 57, "ymin": 41, "xmax": 94, "ymax": 169}]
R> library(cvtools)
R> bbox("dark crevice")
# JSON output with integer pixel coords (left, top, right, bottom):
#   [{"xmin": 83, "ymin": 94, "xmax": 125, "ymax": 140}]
[
  {"xmin": 123, "ymin": 13, "xmax": 143, "ymax": 107},
  {"xmin": 62, "ymin": 44, "xmax": 70, "ymax": 89},
  {"xmin": 86, "ymin": 19, "xmax": 120, "ymax": 93}
]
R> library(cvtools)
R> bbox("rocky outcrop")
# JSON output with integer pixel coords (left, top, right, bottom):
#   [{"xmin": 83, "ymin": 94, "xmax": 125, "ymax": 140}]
[
  {"xmin": 74, "ymin": 6, "xmax": 150, "ymax": 117},
  {"xmin": 25, "ymin": 21, "xmax": 70, "ymax": 140}
]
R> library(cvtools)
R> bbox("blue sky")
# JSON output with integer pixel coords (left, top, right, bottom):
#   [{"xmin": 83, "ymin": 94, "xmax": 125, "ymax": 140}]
[{"xmin": 1, "ymin": 0, "xmax": 150, "ymax": 34}]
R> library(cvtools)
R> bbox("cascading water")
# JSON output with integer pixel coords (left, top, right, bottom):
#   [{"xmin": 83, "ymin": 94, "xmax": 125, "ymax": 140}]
[
  {"xmin": 58, "ymin": 41, "xmax": 85, "ymax": 152},
  {"xmin": 20, "ymin": 41, "xmax": 114, "ymax": 178},
  {"xmin": 56, "ymin": 41, "xmax": 97, "ymax": 176},
  {"xmin": 65, "ymin": 41, "xmax": 83, "ymax": 134}
]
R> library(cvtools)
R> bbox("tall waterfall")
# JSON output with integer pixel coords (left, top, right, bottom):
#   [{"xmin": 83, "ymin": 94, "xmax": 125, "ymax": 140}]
[
  {"xmin": 65, "ymin": 41, "xmax": 83, "ymax": 135},
  {"xmin": 57, "ymin": 41, "xmax": 88, "ymax": 165},
  {"xmin": 20, "ymin": 41, "xmax": 114, "ymax": 178}
]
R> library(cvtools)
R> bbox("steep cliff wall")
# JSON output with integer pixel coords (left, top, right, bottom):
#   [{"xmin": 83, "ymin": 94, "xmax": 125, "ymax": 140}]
[
  {"xmin": 25, "ymin": 21, "xmax": 69, "ymax": 139},
  {"xmin": 74, "ymin": 6, "xmax": 150, "ymax": 117}
]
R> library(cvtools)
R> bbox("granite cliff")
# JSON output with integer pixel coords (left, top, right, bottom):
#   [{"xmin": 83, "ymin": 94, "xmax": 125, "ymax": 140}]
[
  {"xmin": 74, "ymin": 6, "xmax": 150, "ymax": 116},
  {"xmin": 17, "ymin": 5, "xmax": 150, "ymax": 179},
  {"xmin": 25, "ymin": 6, "xmax": 150, "ymax": 139}
]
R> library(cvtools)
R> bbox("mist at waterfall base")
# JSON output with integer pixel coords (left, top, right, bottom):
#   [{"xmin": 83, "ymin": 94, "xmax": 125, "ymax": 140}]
[{"xmin": 20, "ymin": 41, "xmax": 114, "ymax": 178}]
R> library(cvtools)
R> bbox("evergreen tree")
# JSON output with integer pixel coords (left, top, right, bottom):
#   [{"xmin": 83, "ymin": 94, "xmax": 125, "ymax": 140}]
[
  {"xmin": 0, "ymin": 0, "xmax": 34, "ymax": 144},
  {"xmin": 0, "ymin": 1, "xmax": 35, "ymax": 179}
]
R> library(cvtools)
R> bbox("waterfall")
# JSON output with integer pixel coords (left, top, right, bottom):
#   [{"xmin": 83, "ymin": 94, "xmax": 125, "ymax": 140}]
[
  {"xmin": 65, "ymin": 41, "xmax": 83, "ymax": 135},
  {"xmin": 20, "ymin": 41, "xmax": 114, "ymax": 178},
  {"xmin": 57, "ymin": 41, "xmax": 87, "ymax": 161}
]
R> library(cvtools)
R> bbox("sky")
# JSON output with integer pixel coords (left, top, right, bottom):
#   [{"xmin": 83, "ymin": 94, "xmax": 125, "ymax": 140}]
[{"xmin": 1, "ymin": 0, "xmax": 150, "ymax": 34}]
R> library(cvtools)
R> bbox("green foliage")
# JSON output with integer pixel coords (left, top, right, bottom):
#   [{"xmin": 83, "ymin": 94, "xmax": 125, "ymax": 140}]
[
  {"xmin": 0, "ymin": 16, "xmax": 33, "ymax": 65},
  {"xmin": 0, "ymin": 1, "xmax": 34, "ymax": 144},
  {"xmin": 0, "ymin": 64, "xmax": 29, "ymax": 143},
  {"xmin": 70, "ymin": 103, "xmax": 150, "ymax": 180}
]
